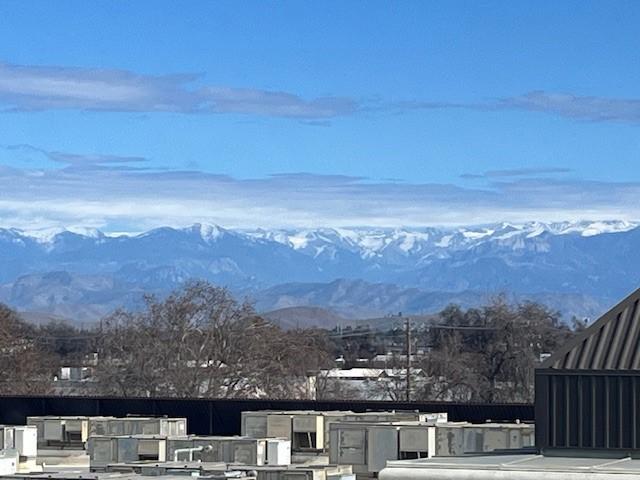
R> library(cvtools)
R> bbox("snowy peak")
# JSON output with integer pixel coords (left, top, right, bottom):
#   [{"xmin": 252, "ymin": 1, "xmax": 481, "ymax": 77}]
[
  {"xmin": 2, "ymin": 220, "xmax": 640, "ymax": 322},
  {"xmin": 246, "ymin": 220, "xmax": 639, "ymax": 262},
  {"xmin": 3, "ymin": 220, "xmax": 638, "ymax": 255}
]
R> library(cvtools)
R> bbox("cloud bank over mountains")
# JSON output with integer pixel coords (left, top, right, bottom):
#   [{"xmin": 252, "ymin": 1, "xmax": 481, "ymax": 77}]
[{"xmin": 1, "ymin": 144, "xmax": 639, "ymax": 233}]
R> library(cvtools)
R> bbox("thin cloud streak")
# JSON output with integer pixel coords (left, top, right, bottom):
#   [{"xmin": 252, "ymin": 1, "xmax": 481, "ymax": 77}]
[
  {"xmin": 6, "ymin": 144, "xmax": 148, "ymax": 169},
  {"xmin": 401, "ymin": 92, "xmax": 640, "ymax": 124},
  {"xmin": 497, "ymin": 91, "xmax": 640, "ymax": 123},
  {"xmin": 0, "ymin": 62, "xmax": 357, "ymax": 119},
  {"xmin": 461, "ymin": 167, "xmax": 573, "ymax": 179},
  {"xmin": 3, "ymin": 61, "xmax": 639, "ymax": 124}
]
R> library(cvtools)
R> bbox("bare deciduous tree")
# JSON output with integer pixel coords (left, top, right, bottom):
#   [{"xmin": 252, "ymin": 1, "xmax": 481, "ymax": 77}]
[
  {"xmin": 95, "ymin": 281, "xmax": 333, "ymax": 398},
  {"xmin": 0, "ymin": 303, "xmax": 56, "ymax": 394},
  {"xmin": 414, "ymin": 297, "xmax": 572, "ymax": 403}
]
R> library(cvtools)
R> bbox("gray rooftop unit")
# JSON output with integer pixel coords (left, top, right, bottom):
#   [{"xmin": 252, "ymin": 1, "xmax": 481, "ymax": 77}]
[
  {"xmin": 102, "ymin": 460, "xmax": 353, "ymax": 480},
  {"xmin": 89, "ymin": 435, "xmax": 291, "ymax": 469},
  {"xmin": 240, "ymin": 410, "xmax": 445, "ymax": 454},
  {"xmin": 329, "ymin": 421, "xmax": 533, "ymax": 478},
  {"xmin": 27, "ymin": 416, "xmax": 99, "ymax": 447},
  {"xmin": 27, "ymin": 416, "xmax": 187, "ymax": 449},
  {"xmin": 88, "ymin": 435, "xmax": 169, "ymax": 467},
  {"xmin": 0, "ymin": 425, "xmax": 37, "ymax": 460},
  {"xmin": 536, "ymin": 287, "xmax": 640, "ymax": 454}
]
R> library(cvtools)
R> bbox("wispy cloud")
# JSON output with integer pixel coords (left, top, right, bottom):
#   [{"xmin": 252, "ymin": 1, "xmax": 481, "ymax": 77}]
[
  {"xmin": 401, "ymin": 91, "xmax": 640, "ymax": 124},
  {"xmin": 461, "ymin": 167, "xmax": 572, "ymax": 179},
  {"xmin": 497, "ymin": 91, "xmax": 640, "ymax": 123},
  {"xmin": 0, "ymin": 62, "xmax": 357, "ymax": 119},
  {"xmin": 0, "ymin": 147, "xmax": 638, "ymax": 232},
  {"xmin": 2, "ymin": 62, "xmax": 639, "ymax": 124},
  {"xmin": 6, "ymin": 144, "xmax": 148, "ymax": 169}
]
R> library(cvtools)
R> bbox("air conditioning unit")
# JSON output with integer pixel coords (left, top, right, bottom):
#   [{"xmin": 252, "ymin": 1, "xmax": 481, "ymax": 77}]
[
  {"xmin": 27, "ymin": 416, "xmax": 90, "ymax": 447},
  {"xmin": 292, "ymin": 414, "xmax": 324, "ymax": 451},
  {"xmin": 329, "ymin": 423, "xmax": 369, "ymax": 476},
  {"xmin": 87, "ymin": 436, "xmax": 116, "ymax": 466},
  {"xmin": 434, "ymin": 423, "xmax": 535, "ymax": 456},
  {"xmin": 87, "ymin": 417, "xmax": 117, "ymax": 437},
  {"xmin": 329, "ymin": 422, "xmax": 439, "ymax": 475},
  {"xmin": 241, "ymin": 411, "xmax": 270, "ymax": 438},
  {"xmin": 231, "ymin": 438, "xmax": 269, "ymax": 465},
  {"xmin": 266, "ymin": 438, "xmax": 292, "ymax": 465},
  {"xmin": 0, "ymin": 450, "xmax": 18, "ymax": 476},
  {"xmin": 100, "ymin": 417, "xmax": 187, "ymax": 437},
  {"xmin": 398, "ymin": 425, "xmax": 433, "ymax": 460},
  {"xmin": 88, "ymin": 435, "xmax": 168, "ymax": 467},
  {"xmin": 267, "ymin": 414, "xmax": 294, "ymax": 441},
  {"xmin": 367, "ymin": 426, "xmax": 401, "ymax": 474},
  {"xmin": 0, "ymin": 425, "xmax": 37, "ymax": 460}
]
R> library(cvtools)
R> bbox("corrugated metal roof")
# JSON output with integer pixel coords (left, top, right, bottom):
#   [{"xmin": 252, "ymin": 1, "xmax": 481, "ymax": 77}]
[{"xmin": 541, "ymin": 287, "xmax": 640, "ymax": 370}]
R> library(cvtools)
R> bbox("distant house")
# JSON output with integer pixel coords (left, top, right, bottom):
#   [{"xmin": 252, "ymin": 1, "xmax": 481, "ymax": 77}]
[{"xmin": 314, "ymin": 367, "xmax": 427, "ymax": 400}]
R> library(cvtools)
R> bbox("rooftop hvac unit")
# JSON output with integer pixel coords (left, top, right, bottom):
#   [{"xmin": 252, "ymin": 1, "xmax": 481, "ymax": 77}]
[
  {"xmin": 292, "ymin": 415, "xmax": 324, "ymax": 451},
  {"xmin": 30, "ymin": 416, "xmax": 133, "ymax": 447},
  {"xmin": 88, "ymin": 437, "xmax": 117, "ymax": 465},
  {"xmin": 398, "ymin": 425, "xmax": 432, "ymax": 460},
  {"xmin": 13, "ymin": 426, "xmax": 38, "ymax": 459},
  {"xmin": 99, "ymin": 417, "xmax": 187, "ymax": 437},
  {"xmin": 166, "ymin": 436, "xmax": 233, "ymax": 463},
  {"xmin": 103, "ymin": 460, "xmax": 350, "ymax": 480},
  {"xmin": 434, "ymin": 423, "xmax": 535, "ymax": 456},
  {"xmin": 0, "ymin": 450, "xmax": 18, "ymax": 476},
  {"xmin": 330, "ymin": 422, "xmax": 440, "ymax": 475},
  {"xmin": 232, "ymin": 438, "xmax": 268, "ymax": 465},
  {"xmin": 163, "ymin": 436, "xmax": 292, "ymax": 466},
  {"xmin": 329, "ymin": 424, "xmax": 368, "ymax": 475},
  {"xmin": 266, "ymin": 438, "xmax": 292, "ymax": 465},
  {"xmin": 366, "ymin": 426, "xmax": 399, "ymax": 474},
  {"xmin": 88, "ymin": 435, "xmax": 168, "ymax": 467},
  {"xmin": 26, "ymin": 416, "xmax": 90, "ymax": 446},
  {"xmin": 282, "ymin": 465, "xmax": 355, "ymax": 480},
  {"xmin": 322, "ymin": 411, "xmax": 444, "ymax": 455},
  {"xmin": 267, "ymin": 414, "xmax": 294, "ymax": 441},
  {"xmin": 241, "ymin": 412, "xmax": 269, "ymax": 438},
  {"xmin": 88, "ymin": 417, "xmax": 117, "ymax": 437},
  {"xmin": 1, "ymin": 426, "xmax": 13, "ymax": 450},
  {"xmin": 160, "ymin": 418, "xmax": 187, "ymax": 437}
]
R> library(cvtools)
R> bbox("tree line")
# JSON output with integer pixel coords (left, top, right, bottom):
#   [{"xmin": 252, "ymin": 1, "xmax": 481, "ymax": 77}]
[{"xmin": 0, "ymin": 281, "xmax": 577, "ymax": 402}]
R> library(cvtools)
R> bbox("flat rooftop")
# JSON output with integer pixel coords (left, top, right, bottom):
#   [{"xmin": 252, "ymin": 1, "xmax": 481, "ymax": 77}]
[{"xmin": 381, "ymin": 454, "xmax": 640, "ymax": 478}]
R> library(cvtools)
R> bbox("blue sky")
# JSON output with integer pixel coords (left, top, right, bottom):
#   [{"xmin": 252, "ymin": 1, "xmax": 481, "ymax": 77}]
[{"xmin": 0, "ymin": 1, "xmax": 639, "ymax": 231}]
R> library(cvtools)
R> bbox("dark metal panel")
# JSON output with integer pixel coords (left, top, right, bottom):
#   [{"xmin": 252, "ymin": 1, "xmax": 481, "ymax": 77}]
[
  {"xmin": 618, "ymin": 300, "xmax": 640, "ymax": 369},
  {"xmin": 534, "ymin": 373, "xmax": 549, "ymax": 449},
  {"xmin": 604, "ymin": 311, "xmax": 628, "ymax": 369},
  {"xmin": 537, "ymin": 370, "xmax": 640, "ymax": 453},
  {"xmin": 542, "ymin": 287, "xmax": 640, "ymax": 370},
  {"xmin": 577, "ymin": 334, "xmax": 595, "ymax": 369},
  {"xmin": 593, "ymin": 320, "xmax": 614, "ymax": 370}
]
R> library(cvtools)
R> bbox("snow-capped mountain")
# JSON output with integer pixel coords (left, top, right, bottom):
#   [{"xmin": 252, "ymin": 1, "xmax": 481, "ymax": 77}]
[
  {"xmin": 0, "ymin": 220, "xmax": 638, "ymax": 322},
  {"xmin": 247, "ymin": 220, "xmax": 638, "ymax": 265}
]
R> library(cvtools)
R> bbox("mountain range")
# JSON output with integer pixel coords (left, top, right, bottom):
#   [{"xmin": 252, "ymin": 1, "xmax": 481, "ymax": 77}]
[{"xmin": 1, "ymin": 220, "xmax": 638, "ymax": 326}]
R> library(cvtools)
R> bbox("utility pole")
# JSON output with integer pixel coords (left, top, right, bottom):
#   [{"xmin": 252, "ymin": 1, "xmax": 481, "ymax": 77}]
[{"xmin": 405, "ymin": 317, "xmax": 411, "ymax": 402}]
